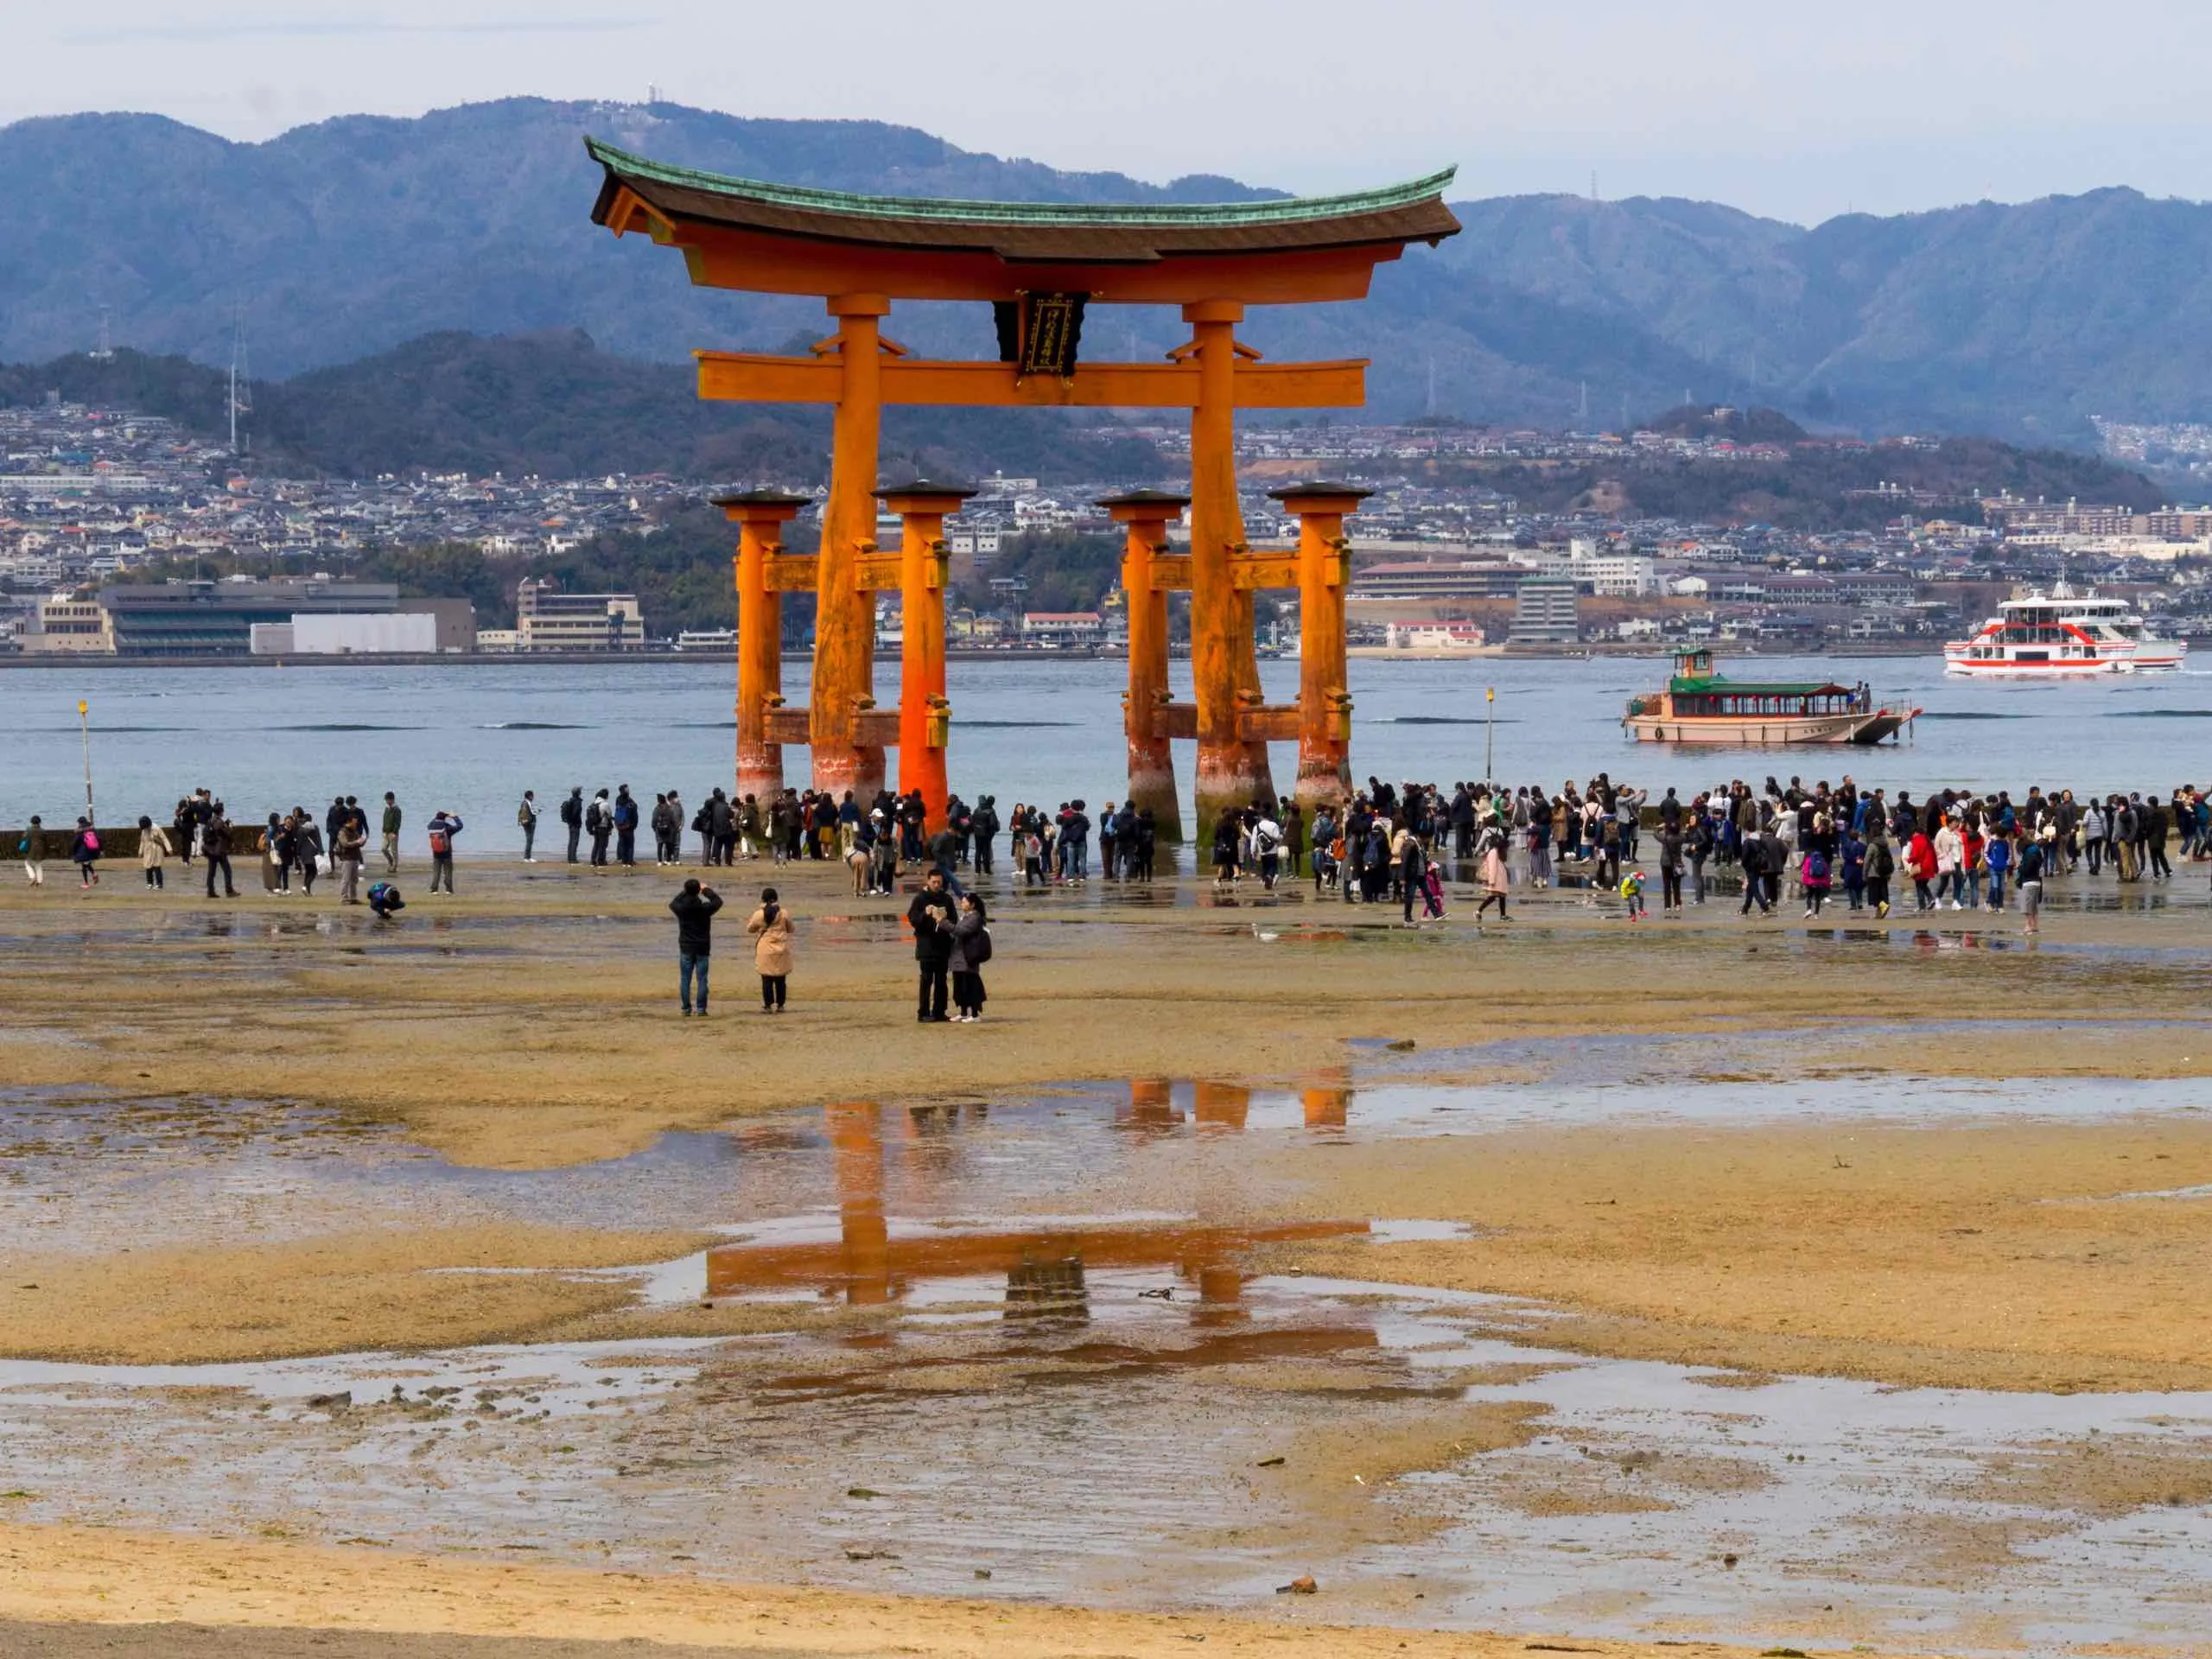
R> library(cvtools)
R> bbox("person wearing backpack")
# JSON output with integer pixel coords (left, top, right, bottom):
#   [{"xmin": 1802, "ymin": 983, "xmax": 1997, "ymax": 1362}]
[
  {"xmin": 559, "ymin": 787, "xmax": 584, "ymax": 863},
  {"xmin": 1252, "ymin": 811, "xmax": 1283, "ymax": 892},
  {"xmin": 294, "ymin": 812, "xmax": 324, "ymax": 898},
  {"xmin": 1840, "ymin": 829, "xmax": 1867, "ymax": 912},
  {"xmin": 17, "ymin": 815, "xmax": 45, "ymax": 887},
  {"xmin": 950, "ymin": 891, "xmax": 992, "ymax": 1022},
  {"xmin": 1800, "ymin": 846, "xmax": 1832, "ymax": 918},
  {"xmin": 202, "ymin": 804, "xmax": 238, "ymax": 899},
  {"xmin": 745, "ymin": 885, "xmax": 793, "ymax": 1014},
  {"xmin": 518, "ymin": 791, "xmax": 541, "ymax": 862},
  {"xmin": 970, "ymin": 796, "xmax": 1000, "ymax": 875},
  {"xmin": 69, "ymin": 818, "xmax": 101, "ymax": 889},
  {"xmin": 1865, "ymin": 830, "xmax": 1896, "ymax": 919},
  {"xmin": 585, "ymin": 790, "xmax": 613, "ymax": 868},
  {"xmin": 1985, "ymin": 831, "xmax": 2013, "ymax": 912},
  {"xmin": 426, "ymin": 810, "xmax": 462, "ymax": 894}
]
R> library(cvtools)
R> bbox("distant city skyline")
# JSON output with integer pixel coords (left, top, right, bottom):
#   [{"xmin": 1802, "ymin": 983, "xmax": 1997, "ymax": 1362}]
[{"xmin": 10, "ymin": 0, "xmax": 2212, "ymax": 225}]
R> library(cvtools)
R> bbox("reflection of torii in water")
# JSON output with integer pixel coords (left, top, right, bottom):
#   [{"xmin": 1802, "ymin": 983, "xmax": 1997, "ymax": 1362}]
[{"xmin": 706, "ymin": 1091, "xmax": 1363, "ymax": 1319}]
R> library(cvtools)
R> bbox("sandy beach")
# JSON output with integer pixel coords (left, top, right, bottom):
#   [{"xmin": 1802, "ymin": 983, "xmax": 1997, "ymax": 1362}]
[{"xmin": 2, "ymin": 854, "xmax": 2209, "ymax": 1655}]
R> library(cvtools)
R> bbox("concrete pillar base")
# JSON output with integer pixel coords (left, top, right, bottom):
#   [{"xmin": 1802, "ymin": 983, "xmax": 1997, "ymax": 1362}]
[
  {"xmin": 737, "ymin": 747, "xmax": 785, "ymax": 804},
  {"xmin": 1126, "ymin": 750, "xmax": 1182, "ymax": 842},
  {"xmin": 1293, "ymin": 755, "xmax": 1350, "ymax": 819},
  {"xmin": 1196, "ymin": 741, "xmax": 1275, "ymax": 845},
  {"xmin": 813, "ymin": 747, "xmax": 887, "ymax": 803}
]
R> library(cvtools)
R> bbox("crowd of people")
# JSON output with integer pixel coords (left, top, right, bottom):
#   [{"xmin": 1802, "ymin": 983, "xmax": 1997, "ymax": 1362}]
[
  {"xmin": 1207, "ymin": 772, "xmax": 2212, "ymax": 936},
  {"xmin": 14, "ymin": 771, "xmax": 2209, "ymax": 929},
  {"xmin": 12, "ymin": 768, "xmax": 2210, "ymax": 1029}
]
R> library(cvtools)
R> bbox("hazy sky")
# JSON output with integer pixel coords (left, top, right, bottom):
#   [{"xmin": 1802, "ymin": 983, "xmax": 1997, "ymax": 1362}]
[{"xmin": 12, "ymin": 0, "xmax": 2212, "ymax": 223}]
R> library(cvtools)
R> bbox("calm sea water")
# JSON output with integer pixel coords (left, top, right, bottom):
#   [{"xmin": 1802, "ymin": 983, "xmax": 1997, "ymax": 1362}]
[{"xmin": 3, "ymin": 653, "xmax": 2209, "ymax": 850}]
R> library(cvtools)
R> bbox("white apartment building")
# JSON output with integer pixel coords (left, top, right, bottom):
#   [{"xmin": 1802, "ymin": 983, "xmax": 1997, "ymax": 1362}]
[
  {"xmin": 23, "ymin": 595, "xmax": 115, "ymax": 653},
  {"xmin": 515, "ymin": 576, "xmax": 645, "ymax": 652},
  {"xmin": 1516, "ymin": 537, "xmax": 1661, "ymax": 597}
]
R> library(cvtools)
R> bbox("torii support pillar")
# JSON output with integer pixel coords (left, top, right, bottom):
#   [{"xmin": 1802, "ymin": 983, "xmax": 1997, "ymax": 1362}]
[
  {"xmin": 1269, "ymin": 481, "xmax": 1371, "ymax": 817},
  {"xmin": 712, "ymin": 488, "xmax": 810, "ymax": 804},
  {"xmin": 1185, "ymin": 300, "xmax": 1275, "ymax": 841},
  {"xmin": 875, "ymin": 479, "xmax": 976, "ymax": 835},
  {"xmin": 814, "ymin": 293, "xmax": 892, "ymax": 802},
  {"xmin": 1100, "ymin": 489, "xmax": 1192, "ymax": 840}
]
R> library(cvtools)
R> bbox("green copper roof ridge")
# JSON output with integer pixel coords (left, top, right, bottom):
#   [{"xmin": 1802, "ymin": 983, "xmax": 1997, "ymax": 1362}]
[{"xmin": 586, "ymin": 137, "xmax": 1456, "ymax": 227}]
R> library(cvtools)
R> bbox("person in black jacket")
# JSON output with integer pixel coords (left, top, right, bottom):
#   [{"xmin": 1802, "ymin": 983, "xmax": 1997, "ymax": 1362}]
[
  {"xmin": 906, "ymin": 868, "xmax": 957, "ymax": 1022},
  {"xmin": 669, "ymin": 878, "xmax": 723, "ymax": 1016},
  {"xmin": 203, "ymin": 804, "xmax": 237, "ymax": 898},
  {"xmin": 969, "ymin": 796, "xmax": 1000, "ymax": 875},
  {"xmin": 561, "ymin": 787, "xmax": 585, "ymax": 863}
]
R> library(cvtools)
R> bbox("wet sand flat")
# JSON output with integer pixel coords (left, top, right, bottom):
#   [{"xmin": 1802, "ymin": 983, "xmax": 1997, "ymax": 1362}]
[
  {"xmin": 3, "ymin": 856, "xmax": 2212, "ymax": 1654},
  {"xmin": 0, "ymin": 1522, "xmax": 1770, "ymax": 1659}
]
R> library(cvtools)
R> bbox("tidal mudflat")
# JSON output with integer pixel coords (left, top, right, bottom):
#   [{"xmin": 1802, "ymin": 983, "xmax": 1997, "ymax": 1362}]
[{"xmin": 3, "ymin": 861, "xmax": 2211, "ymax": 1657}]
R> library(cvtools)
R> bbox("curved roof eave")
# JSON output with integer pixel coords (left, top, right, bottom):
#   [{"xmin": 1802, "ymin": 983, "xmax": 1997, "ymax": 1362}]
[{"xmin": 585, "ymin": 137, "xmax": 1459, "ymax": 238}]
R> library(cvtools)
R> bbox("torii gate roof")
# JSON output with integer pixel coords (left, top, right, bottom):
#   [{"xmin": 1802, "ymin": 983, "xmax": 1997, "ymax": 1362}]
[{"xmin": 587, "ymin": 138, "xmax": 1459, "ymax": 304}]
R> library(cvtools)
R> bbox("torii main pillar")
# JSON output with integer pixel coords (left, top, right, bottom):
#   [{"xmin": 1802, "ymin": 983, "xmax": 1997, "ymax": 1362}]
[
  {"xmin": 876, "ymin": 478, "xmax": 976, "ymax": 831},
  {"xmin": 711, "ymin": 488, "xmax": 810, "ymax": 804},
  {"xmin": 1185, "ymin": 301, "xmax": 1275, "ymax": 835},
  {"xmin": 1271, "ymin": 480, "xmax": 1371, "ymax": 816},
  {"xmin": 1100, "ymin": 489, "xmax": 1190, "ymax": 837},
  {"xmin": 815, "ymin": 294, "xmax": 893, "ymax": 802}
]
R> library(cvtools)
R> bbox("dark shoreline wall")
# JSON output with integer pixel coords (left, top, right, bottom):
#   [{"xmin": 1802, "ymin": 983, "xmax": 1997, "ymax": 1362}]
[{"xmin": 4, "ymin": 824, "xmax": 263, "ymax": 859}]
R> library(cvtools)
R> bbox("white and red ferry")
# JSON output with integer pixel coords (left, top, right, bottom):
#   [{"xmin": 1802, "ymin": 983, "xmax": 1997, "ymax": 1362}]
[{"xmin": 1944, "ymin": 584, "xmax": 2187, "ymax": 677}]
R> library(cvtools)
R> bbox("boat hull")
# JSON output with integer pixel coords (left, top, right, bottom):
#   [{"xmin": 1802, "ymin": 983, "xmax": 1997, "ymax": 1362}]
[
  {"xmin": 1942, "ymin": 649, "xmax": 2187, "ymax": 677},
  {"xmin": 1623, "ymin": 709, "xmax": 1916, "ymax": 745}
]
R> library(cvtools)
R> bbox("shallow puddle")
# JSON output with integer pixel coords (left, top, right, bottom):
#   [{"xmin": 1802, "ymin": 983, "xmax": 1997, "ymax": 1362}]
[
  {"xmin": 3, "ymin": 1271, "xmax": 2209, "ymax": 1652},
  {"xmin": 9, "ymin": 1066, "xmax": 2212, "ymax": 1651}
]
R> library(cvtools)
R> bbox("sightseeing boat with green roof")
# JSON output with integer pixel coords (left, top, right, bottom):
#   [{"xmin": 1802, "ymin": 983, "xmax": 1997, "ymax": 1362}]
[{"xmin": 1623, "ymin": 649, "xmax": 1918, "ymax": 746}]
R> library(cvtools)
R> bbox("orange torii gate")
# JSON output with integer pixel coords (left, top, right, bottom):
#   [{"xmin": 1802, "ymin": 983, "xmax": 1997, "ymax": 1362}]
[{"xmin": 587, "ymin": 141, "xmax": 1459, "ymax": 836}]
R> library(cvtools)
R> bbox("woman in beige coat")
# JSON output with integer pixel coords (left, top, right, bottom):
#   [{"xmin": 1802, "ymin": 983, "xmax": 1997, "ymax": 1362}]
[
  {"xmin": 746, "ymin": 887, "xmax": 795, "ymax": 1014},
  {"xmin": 137, "ymin": 816, "xmax": 172, "ymax": 890}
]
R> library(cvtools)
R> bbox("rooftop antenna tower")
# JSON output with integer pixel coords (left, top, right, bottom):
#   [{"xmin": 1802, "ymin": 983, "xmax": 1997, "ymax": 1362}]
[
  {"xmin": 90, "ymin": 307, "xmax": 114, "ymax": 363},
  {"xmin": 1578, "ymin": 379, "xmax": 1589, "ymax": 426},
  {"xmin": 227, "ymin": 306, "xmax": 252, "ymax": 457},
  {"xmin": 1426, "ymin": 354, "xmax": 1438, "ymax": 417}
]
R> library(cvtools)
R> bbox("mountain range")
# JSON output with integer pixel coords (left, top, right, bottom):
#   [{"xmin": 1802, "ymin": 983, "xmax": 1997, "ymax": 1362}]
[{"xmin": 6, "ymin": 97, "xmax": 2212, "ymax": 448}]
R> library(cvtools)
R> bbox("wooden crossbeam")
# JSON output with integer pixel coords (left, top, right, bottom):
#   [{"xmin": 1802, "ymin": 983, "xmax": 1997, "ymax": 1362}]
[
  {"xmin": 696, "ymin": 353, "xmax": 1365, "ymax": 410},
  {"xmin": 854, "ymin": 709, "xmax": 903, "ymax": 747},
  {"xmin": 853, "ymin": 550, "xmax": 904, "ymax": 591},
  {"xmin": 1230, "ymin": 551, "xmax": 1303, "ymax": 590},
  {"xmin": 760, "ymin": 556, "xmax": 822, "ymax": 594},
  {"xmin": 1131, "ymin": 554, "xmax": 1193, "ymax": 593},
  {"xmin": 762, "ymin": 707, "xmax": 812, "ymax": 743},
  {"xmin": 1235, "ymin": 705, "xmax": 1304, "ymax": 743},
  {"xmin": 1154, "ymin": 702, "xmax": 1199, "ymax": 741}
]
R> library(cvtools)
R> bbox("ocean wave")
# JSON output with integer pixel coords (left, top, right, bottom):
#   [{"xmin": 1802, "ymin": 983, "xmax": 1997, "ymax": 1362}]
[
  {"xmin": 478, "ymin": 721, "xmax": 592, "ymax": 730},
  {"xmin": 276, "ymin": 723, "xmax": 424, "ymax": 732}
]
